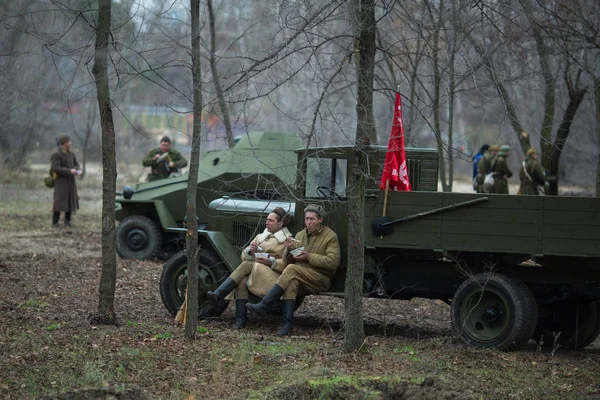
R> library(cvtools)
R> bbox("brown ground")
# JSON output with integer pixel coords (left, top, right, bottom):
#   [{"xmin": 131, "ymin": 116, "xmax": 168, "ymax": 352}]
[{"xmin": 1, "ymin": 180, "xmax": 600, "ymax": 400}]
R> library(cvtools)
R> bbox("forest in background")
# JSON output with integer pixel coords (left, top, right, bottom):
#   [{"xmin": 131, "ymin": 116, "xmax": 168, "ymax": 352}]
[{"xmin": 1, "ymin": 0, "xmax": 599, "ymax": 194}]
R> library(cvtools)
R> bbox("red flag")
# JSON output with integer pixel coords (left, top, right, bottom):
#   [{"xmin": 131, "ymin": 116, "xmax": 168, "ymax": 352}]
[{"xmin": 380, "ymin": 92, "xmax": 412, "ymax": 191}]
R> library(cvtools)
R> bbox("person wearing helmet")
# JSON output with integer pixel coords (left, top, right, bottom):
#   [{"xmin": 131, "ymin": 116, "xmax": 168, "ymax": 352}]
[
  {"xmin": 519, "ymin": 147, "xmax": 546, "ymax": 195},
  {"xmin": 491, "ymin": 145, "xmax": 513, "ymax": 194}
]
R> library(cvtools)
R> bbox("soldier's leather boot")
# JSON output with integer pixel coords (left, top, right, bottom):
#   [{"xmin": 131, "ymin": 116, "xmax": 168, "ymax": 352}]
[
  {"xmin": 206, "ymin": 278, "xmax": 237, "ymax": 307},
  {"xmin": 64, "ymin": 212, "xmax": 72, "ymax": 228},
  {"xmin": 276, "ymin": 299, "xmax": 295, "ymax": 336},
  {"xmin": 52, "ymin": 212, "xmax": 60, "ymax": 228},
  {"xmin": 246, "ymin": 284, "xmax": 284, "ymax": 316},
  {"xmin": 234, "ymin": 299, "xmax": 248, "ymax": 329}
]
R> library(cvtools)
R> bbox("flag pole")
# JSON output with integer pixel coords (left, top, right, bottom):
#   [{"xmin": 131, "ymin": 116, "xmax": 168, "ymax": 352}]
[{"xmin": 382, "ymin": 179, "xmax": 390, "ymax": 216}]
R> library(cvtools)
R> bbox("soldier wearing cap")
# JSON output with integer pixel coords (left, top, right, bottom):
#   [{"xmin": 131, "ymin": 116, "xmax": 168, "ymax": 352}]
[
  {"xmin": 477, "ymin": 144, "xmax": 499, "ymax": 193},
  {"xmin": 519, "ymin": 147, "xmax": 546, "ymax": 195},
  {"xmin": 50, "ymin": 135, "xmax": 81, "ymax": 228},
  {"xmin": 142, "ymin": 136, "xmax": 188, "ymax": 182},
  {"xmin": 246, "ymin": 204, "xmax": 340, "ymax": 335},
  {"xmin": 491, "ymin": 145, "xmax": 513, "ymax": 194}
]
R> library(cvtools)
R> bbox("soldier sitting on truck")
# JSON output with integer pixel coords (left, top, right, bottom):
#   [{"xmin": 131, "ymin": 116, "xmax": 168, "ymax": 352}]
[
  {"xmin": 206, "ymin": 207, "xmax": 293, "ymax": 329},
  {"xmin": 142, "ymin": 136, "xmax": 188, "ymax": 182},
  {"xmin": 246, "ymin": 204, "xmax": 341, "ymax": 336}
]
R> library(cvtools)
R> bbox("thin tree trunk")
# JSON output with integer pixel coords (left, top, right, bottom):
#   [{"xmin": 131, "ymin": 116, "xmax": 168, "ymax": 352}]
[
  {"xmin": 595, "ymin": 77, "xmax": 600, "ymax": 197},
  {"xmin": 90, "ymin": 0, "xmax": 117, "ymax": 325},
  {"xmin": 345, "ymin": 0, "xmax": 376, "ymax": 353},
  {"xmin": 207, "ymin": 0, "xmax": 234, "ymax": 148},
  {"xmin": 447, "ymin": 0, "xmax": 457, "ymax": 192},
  {"xmin": 546, "ymin": 69, "xmax": 586, "ymax": 195},
  {"xmin": 184, "ymin": 0, "xmax": 203, "ymax": 339}
]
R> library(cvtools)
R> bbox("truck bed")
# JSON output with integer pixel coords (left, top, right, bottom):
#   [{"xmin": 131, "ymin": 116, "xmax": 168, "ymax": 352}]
[{"xmin": 364, "ymin": 191, "xmax": 600, "ymax": 259}]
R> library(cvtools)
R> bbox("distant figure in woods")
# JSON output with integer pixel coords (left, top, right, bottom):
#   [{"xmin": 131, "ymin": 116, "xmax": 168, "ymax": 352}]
[
  {"xmin": 205, "ymin": 207, "xmax": 293, "ymax": 330},
  {"xmin": 491, "ymin": 145, "xmax": 513, "ymax": 194},
  {"xmin": 477, "ymin": 144, "xmax": 499, "ymax": 193},
  {"xmin": 519, "ymin": 148, "xmax": 546, "ymax": 195},
  {"xmin": 472, "ymin": 144, "xmax": 490, "ymax": 192},
  {"xmin": 50, "ymin": 135, "xmax": 81, "ymax": 228},
  {"xmin": 142, "ymin": 136, "xmax": 188, "ymax": 182}
]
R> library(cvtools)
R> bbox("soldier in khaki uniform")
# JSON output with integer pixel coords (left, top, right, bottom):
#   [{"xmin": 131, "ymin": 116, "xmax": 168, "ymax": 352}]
[
  {"xmin": 477, "ymin": 144, "xmax": 499, "ymax": 193},
  {"xmin": 491, "ymin": 145, "xmax": 513, "ymax": 194},
  {"xmin": 247, "ymin": 204, "xmax": 341, "ymax": 335},
  {"xmin": 206, "ymin": 207, "xmax": 292, "ymax": 329},
  {"xmin": 519, "ymin": 148, "xmax": 546, "ymax": 195}
]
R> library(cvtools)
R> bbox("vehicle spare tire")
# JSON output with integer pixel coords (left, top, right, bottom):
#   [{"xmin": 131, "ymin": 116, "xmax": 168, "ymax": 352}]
[
  {"xmin": 116, "ymin": 215, "xmax": 162, "ymax": 260},
  {"xmin": 451, "ymin": 273, "xmax": 537, "ymax": 351},
  {"xmin": 159, "ymin": 250, "xmax": 229, "ymax": 318},
  {"xmin": 533, "ymin": 299, "xmax": 599, "ymax": 350}
]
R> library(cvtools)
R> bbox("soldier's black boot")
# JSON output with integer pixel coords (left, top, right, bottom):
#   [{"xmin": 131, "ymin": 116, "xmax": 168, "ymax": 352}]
[
  {"xmin": 52, "ymin": 212, "xmax": 60, "ymax": 228},
  {"xmin": 246, "ymin": 284, "xmax": 284, "ymax": 316},
  {"xmin": 234, "ymin": 299, "xmax": 248, "ymax": 329},
  {"xmin": 64, "ymin": 212, "xmax": 72, "ymax": 228},
  {"xmin": 276, "ymin": 300, "xmax": 295, "ymax": 336},
  {"xmin": 206, "ymin": 278, "xmax": 237, "ymax": 307}
]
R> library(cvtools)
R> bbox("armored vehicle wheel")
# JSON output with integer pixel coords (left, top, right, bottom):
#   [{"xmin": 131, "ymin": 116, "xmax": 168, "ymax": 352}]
[
  {"xmin": 451, "ymin": 273, "xmax": 537, "ymax": 350},
  {"xmin": 159, "ymin": 250, "xmax": 229, "ymax": 318},
  {"xmin": 533, "ymin": 300, "xmax": 598, "ymax": 349},
  {"xmin": 116, "ymin": 215, "xmax": 162, "ymax": 260}
]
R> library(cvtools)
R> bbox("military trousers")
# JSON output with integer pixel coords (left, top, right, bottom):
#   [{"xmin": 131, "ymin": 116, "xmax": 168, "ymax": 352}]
[
  {"xmin": 276, "ymin": 264, "xmax": 330, "ymax": 300},
  {"xmin": 226, "ymin": 261, "xmax": 253, "ymax": 300}
]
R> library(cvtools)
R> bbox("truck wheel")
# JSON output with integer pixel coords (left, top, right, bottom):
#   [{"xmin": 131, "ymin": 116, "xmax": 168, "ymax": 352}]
[
  {"xmin": 159, "ymin": 250, "xmax": 229, "ymax": 318},
  {"xmin": 116, "ymin": 215, "xmax": 162, "ymax": 260},
  {"xmin": 533, "ymin": 300, "xmax": 598, "ymax": 349},
  {"xmin": 451, "ymin": 273, "xmax": 537, "ymax": 351}
]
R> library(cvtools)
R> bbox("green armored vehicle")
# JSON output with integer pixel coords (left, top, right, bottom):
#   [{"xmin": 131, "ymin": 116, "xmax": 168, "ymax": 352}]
[
  {"xmin": 115, "ymin": 131, "xmax": 301, "ymax": 260},
  {"xmin": 160, "ymin": 144, "xmax": 600, "ymax": 351}
]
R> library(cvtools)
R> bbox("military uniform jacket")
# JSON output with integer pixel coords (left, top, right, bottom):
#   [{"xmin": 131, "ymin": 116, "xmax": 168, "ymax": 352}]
[
  {"xmin": 51, "ymin": 150, "xmax": 80, "ymax": 213},
  {"xmin": 519, "ymin": 156, "xmax": 546, "ymax": 195},
  {"xmin": 142, "ymin": 148, "xmax": 188, "ymax": 182},
  {"xmin": 491, "ymin": 156, "xmax": 513, "ymax": 194},
  {"xmin": 283, "ymin": 226, "xmax": 341, "ymax": 278}
]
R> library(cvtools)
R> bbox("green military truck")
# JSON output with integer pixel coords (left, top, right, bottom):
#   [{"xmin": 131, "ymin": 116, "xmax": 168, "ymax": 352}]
[
  {"xmin": 114, "ymin": 131, "xmax": 301, "ymax": 260},
  {"xmin": 159, "ymin": 144, "xmax": 600, "ymax": 351}
]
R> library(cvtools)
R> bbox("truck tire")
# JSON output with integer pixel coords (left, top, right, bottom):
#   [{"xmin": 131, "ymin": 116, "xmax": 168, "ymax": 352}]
[
  {"xmin": 159, "ymin": 250, "xmax": 229, "ymax": 318},
  {"xmin": 451, "ymin": 273, "xmax": 537, "ymax": 351},
  {"xmin": 116, "ymin": 215, "xmax": 162, "ymax": 260},
  {"xmin": 533, "ymin": 300, "xmax": 598, "ymax": 349}
]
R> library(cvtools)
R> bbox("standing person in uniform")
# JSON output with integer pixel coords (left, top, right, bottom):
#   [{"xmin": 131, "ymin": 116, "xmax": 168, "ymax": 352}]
[
  {"xmin": 519, "ymin": 148, "xmax": 546, "ymax": 195},
  {"xmin": 246, "ymin": 204, "xmax": 341, "ymax": 336},
  {"xmin": 50, "ymin": 135, "xmax": 81, "ymax": 228},
  {"xmin": 205, "ymin": 207, "xmax": 293, "ymax": 329},
  {"xmin": 477, "ymin": 144, "xmax": 499, "ymax": 193},
  {"xmin": 472, "ymin": 144, "xmax": 489, "ymax": 192},
  {"xmin": 492, "ymin": 145, "xmax": 513, "ymax": 194},
  {"xmin": 142, "ymin": 136, "xmax": 188, "ymax": 182}
]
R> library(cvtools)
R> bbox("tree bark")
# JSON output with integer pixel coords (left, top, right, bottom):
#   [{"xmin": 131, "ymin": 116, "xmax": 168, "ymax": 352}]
[
  {"xmin": 595, "ymin": 77, "xmax": 600, "ymax": 197},
  {"xmin": 344, "ymin": 0, "xmax": 376, "ymax": 353},
  {"xmin": 184, "ymin": 0, "xmax": 203, "ymax": 339},
  {"xmin": 207, "ymin": 0, "xmax": 234, "ymax": 148},
  {"xmin": 90, "ymin": 0, "xmax": 117, "ymax": 325},
  {"xmin": 546, "ymin": 69, "xmax": 586, "ymax": 195}
]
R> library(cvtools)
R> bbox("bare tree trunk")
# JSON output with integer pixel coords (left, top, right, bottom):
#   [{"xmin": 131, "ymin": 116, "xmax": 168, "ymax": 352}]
[
  {"xmin": 595, "ymin": 77, "xmax": 600, "ymax": 197},
  {"xmin": 546, "ymin": 69, "xmax": 587, "ymax": 195},
  {"xmin": 90, "ymin": 0, "xmax": 117, "ymax": 325},
  {"xmin": 207, "ymin": 0, "xmax": 234, "ymax": 148},
  {"xmin": 184, "ymin": 0, "xmax": 203, "ymax": 339},
  {"xmin": 344, "ymin": 0, "xmax": 376, "ymax": 353}
]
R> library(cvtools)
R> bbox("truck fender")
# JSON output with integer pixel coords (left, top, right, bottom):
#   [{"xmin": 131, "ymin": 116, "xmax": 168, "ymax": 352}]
[
  {"xmin": 116, "ymin": 200, "xmax": 177, "ymax": 230},
  {"xmin": 165, "ymin": 227, "xmax": 240, "ymax": 273}
]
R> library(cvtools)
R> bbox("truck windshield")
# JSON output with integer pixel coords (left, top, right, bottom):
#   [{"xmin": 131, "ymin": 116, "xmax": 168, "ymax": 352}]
[{"xmin": 305, "ymin": 157, "xmax": 347, "ymax": 199}]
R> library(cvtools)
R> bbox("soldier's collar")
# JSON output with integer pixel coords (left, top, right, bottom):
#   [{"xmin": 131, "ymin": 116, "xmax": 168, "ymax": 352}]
[{"xmin": 306, "ymin": 226, "xmax": 324, "ymax": 237}]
